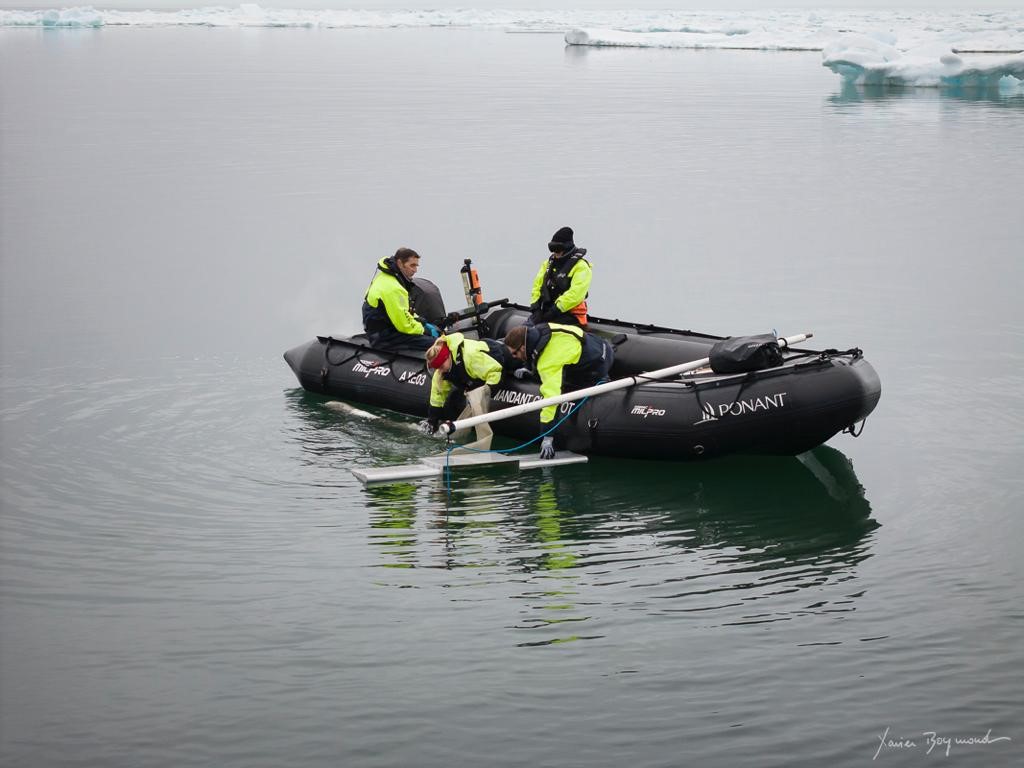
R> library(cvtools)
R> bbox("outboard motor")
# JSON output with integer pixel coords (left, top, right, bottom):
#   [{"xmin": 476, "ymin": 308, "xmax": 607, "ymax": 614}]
[{"xmin": 411, "ymin": 277, "xmax": 447, "ymax": 327}]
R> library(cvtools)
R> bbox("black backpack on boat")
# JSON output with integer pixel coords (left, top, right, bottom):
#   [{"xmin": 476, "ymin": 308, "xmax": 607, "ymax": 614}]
[{"xmin": 709, "ymin": 334, "xmax": 783, "ymax": 374}]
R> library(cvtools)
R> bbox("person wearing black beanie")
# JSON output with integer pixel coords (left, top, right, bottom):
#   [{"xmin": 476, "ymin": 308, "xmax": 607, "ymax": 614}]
[
  {"xmin": 529, "ymin": 226, "xmax": 592, "ymax": 327},
  {"xmin": 548, "ymin": 226, "xmax": 575, "ymax": 252}
]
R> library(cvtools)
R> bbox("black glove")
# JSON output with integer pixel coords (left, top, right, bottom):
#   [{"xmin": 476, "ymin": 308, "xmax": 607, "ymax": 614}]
[
  {"xmin": 443, "ymin": 311, "xmax": 461, "ymax": 329},
  {"xmin": 425, "ymin": 406, "xmax": 444, "ymax": 431},
  {"xmin": 529, "ymin": 302, "xmax": 544, "ymax": 324}
]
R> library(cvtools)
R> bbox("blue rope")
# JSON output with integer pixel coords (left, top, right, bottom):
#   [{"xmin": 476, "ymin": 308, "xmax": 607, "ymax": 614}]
[{"xmin": 443, "ymin": 396, "xmax": 590, "ymax": 496}]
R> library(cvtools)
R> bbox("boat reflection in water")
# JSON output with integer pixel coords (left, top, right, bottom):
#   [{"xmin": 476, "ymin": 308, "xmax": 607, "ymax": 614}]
[
  {"xmin": 501, "ymin": 447, "xmax": 877, "ymax": 645},
  {"xmin": 369, "ymin": 445, "xmax": 877, "ymax": 647},
  {"xmin": 287, "ymin": 392, "xmax": 878, "ymax": 646}
]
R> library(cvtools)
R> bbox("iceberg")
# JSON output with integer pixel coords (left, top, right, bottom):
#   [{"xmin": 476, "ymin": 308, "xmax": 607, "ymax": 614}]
[
  {"xmin": 823, "ymin": 35, "xmax": 1024, "ymax": 89},
  {"xmin": 561, "ymin": 9, "xmax": 1023, "ymax": 55},
  {"xmin": 565, "ymin": 24, "xmax": 840, "ymax": 52},
  {"xmin": 1, "ymin": 6, "xmax": 102, "ymax": 28}
]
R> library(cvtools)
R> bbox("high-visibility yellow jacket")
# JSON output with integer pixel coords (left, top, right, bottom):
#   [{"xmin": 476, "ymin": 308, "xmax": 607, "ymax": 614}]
[
  {"xmin": 362, "ymin": 257, "xmax": 424, "ymax": 336},
  {"xmin": 530, "ymin": 250, "xmax": 592, "ymax": 322},
  {"xmin": 526, "ymin": 323, "xmax": 584, "ymax": 425},
  {"xmin": 429, "ymin": 333, "xmax": 504, "ymax": 409}
]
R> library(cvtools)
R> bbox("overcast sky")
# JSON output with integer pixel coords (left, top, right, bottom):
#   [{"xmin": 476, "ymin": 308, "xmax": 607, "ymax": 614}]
[{"xmin": 3, "ymin": 2, "xmax": 1021, "ymax": 11}]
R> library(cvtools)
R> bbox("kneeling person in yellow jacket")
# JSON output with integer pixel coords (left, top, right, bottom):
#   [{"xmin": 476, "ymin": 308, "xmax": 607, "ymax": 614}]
[
  {"xmin": 420, "ymin": 333, "xmax": 508, "ymax": 449},
  {"xmin": 504, "ymin": 322, "xmax": 613, "ymax": 459}
]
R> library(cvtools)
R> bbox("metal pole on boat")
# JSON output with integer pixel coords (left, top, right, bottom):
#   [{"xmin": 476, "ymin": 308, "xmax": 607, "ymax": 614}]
[{"xmin": 438, "ymin": 332, "xmax": 812, "ymax": 436}]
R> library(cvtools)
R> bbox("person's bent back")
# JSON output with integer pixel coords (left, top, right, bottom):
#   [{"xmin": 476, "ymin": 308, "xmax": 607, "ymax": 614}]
[{"xmin": 504, "ymin": 322, "xmax": 613, "ymax": 459}]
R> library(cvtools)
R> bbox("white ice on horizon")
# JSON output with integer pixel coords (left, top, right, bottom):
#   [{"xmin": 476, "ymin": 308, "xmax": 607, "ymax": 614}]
[
  {"xmin": 3, "ymin": 6, "xmax": 1022, "ymax": 47},
  {"xmin": 4, "ymin": 5, "xmax": 1024, "ymax": 89}
]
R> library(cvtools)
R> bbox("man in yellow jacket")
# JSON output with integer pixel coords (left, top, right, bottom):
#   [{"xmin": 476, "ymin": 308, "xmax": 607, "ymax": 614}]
[
  {"xmin": 421, "ymin": 333, "xmax": 509, "ymax": 448},
  {"xmin": 529, "ymin": 226, "xmax": 592, "ymax": 327},
  {"xmin": 504, "ymin": 322, "xmax": 613, "ymax": 459},
  {"xmin": 362, "ymin": 247, "xmax": 440, "ymax": 350}
]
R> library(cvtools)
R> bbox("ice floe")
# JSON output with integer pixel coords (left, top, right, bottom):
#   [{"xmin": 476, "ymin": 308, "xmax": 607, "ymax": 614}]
[
  {"xmin": 822, "ymin": 34, "xmax": 1024, "ymax": 89},
  {"xmin": 3, "ymin": 4, "xmax": 1023, "ymax": 89}
]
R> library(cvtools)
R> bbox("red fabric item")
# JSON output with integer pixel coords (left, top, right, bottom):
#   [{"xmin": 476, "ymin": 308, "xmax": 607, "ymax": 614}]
[{"xmin": 428, "ymin": 343, "xmax": 451, "ymax": 369}]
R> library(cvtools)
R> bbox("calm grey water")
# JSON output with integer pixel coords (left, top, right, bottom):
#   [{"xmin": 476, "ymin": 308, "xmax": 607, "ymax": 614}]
[{"xmin": 2, "ymin": 26, "xmax": 1022, "ymax": 768}]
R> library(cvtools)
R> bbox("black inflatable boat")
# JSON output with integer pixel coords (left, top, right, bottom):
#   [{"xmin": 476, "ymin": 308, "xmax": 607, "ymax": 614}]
[{"xmin": 284, "ymin": 293, "xmax": 881, "ymax": 460}]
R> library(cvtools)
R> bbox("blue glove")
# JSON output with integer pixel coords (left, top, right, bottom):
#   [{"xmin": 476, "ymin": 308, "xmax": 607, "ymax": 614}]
[
  {"xmin": 539, "ymin": 436, "xmax": 556, "ymax": 460},
  {"xmin": 514, "ymin": 367, "xmax": 533, "ymax": 380},
  {"xmin": 424, "ymin": 323, "xmax": 440, "ymax": 338}
]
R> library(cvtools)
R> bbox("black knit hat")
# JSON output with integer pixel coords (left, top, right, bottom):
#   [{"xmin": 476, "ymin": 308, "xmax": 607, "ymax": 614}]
[{"xmin": 548, "ymin": 226, "xmax": 574, "ymax": 253}]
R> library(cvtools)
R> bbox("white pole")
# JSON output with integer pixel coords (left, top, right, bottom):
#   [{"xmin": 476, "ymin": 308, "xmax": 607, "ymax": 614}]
[{"xmin": 439, "ymin": 332, "xmax": 813, "ymax": 435}]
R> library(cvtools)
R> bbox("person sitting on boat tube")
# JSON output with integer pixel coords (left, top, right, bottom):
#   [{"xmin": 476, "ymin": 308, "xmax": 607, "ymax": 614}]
[
  {"xmin": 504, "ymin": 322, "xmax": 613, "ymax": 460},
  {"xmin": 420, "ymin": 333, "xmax": 507, "ymax": 450},
  {"xmin": 362, "ymin": 247, "xmax": 441, "ymax": 350},
  {"xmin": 529, "ymin": 226, "xmax": 591, "ymax": 328}
]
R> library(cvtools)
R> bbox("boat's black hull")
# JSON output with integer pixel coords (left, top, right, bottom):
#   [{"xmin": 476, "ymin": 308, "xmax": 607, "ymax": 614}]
[{"xmin": 284, "ymin": 307, "xmax": 881, "ymax": 460}]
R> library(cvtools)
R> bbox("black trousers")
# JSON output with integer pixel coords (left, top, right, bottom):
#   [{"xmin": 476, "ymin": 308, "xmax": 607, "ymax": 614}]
[
  {"xmin": 368, "ymin": 328, "xmax": 435, "ymax": 351},
  {"xmin": 565, "ymin": 336, "xmax": 613, "ymax": 388}
]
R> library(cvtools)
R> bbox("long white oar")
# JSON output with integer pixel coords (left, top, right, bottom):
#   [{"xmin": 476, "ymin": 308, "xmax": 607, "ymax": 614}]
[{"xmin": 439, "ymin": 332, "xmax": 812, "ymax": 436}]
